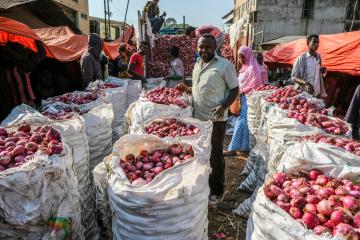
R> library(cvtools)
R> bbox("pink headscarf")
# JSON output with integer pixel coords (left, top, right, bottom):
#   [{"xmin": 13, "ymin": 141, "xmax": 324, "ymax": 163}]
[{"xmin": 238, "ymin": 46, "xmax": 263, "ymax": 94}]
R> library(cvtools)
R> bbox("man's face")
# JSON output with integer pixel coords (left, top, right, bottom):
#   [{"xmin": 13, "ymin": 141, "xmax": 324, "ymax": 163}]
[
  {"xmin": 198, "ymin": 37, "xmax": 216, "ymax": 63},
  {"xmin": 140, "ymin": 44, "xmax": 149, "ymax": 55},
  {"xmin": 308, "ymin": 37, "xmax": 319, "ymax": 52},
  {"xmin": 153, "ymin": 0, "xmax": 159, "ymax": 4},
  {"xmin": 256, "ymin": 54, "xmax": 264, "ymax": 65}
]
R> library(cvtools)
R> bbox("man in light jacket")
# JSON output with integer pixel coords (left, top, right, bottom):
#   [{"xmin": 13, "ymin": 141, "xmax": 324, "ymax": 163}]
[{"xmin": 291, "ymin": 34, "xmax": 327, "ymax": 98}]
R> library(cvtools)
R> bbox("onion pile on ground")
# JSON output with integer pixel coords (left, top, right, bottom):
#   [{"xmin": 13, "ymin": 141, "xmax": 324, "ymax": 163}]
[
  {"xmin": 119, "ymin": 144, "xmax": 194, "ymax": 184},
  {"xmin": 145, "ymin": 87, "xmax": 188, "ymax": 108},
  {"xmin": 265, "ymin": 170, "xmax": 360, "ymax": 238},
  {"xmin": 146, "ymin": 35, "xmax": 197, "ymax": 78},
  {"xmin": 0, "ymin": 123, "xmax": 63, "ymax": 170},
  {"xmin": 221, "ymin": 34, "xmax": 234, "ymax": 64},
  {"xmin": 145, "ymin": 118, "xmax": 200, "ymax": 138},
  {"xmin": 303, "ymin": 134, "xmax": 360, "ymax": 156}
]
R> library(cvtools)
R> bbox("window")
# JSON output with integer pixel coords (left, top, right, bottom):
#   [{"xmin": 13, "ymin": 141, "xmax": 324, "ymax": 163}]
[
  {"xmin": 72, "ymin": 0, "xmax": 78, "ymax": 2},
  {"xmin": 302, "ymin": 0, "xmax": 314, "ymax": 18},
  {"xmin": 252, "ymin": 0, "xmax": 256, "ymax": 6},
  {"xmin": 246, "ymin": 0, "xmax": 249, "ymax": 11},
  {"xmin": 81, "ymin": 13, "xmax": 87, "ymax": 20}
]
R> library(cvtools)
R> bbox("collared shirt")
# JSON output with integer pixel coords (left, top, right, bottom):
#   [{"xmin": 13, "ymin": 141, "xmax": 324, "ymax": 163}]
[
  {"xmin": 170, "ymin": 58, "xmax": 184, "ymax": 76},
  {"xmin": 192, "ymin": 55, "xmax": 238, "ymax": 122}
]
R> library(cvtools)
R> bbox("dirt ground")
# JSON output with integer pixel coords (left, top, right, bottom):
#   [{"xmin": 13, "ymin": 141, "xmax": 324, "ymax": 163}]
[{"xmin": 208, "ymin": 136, "xmax": 250, "ymax": 240}]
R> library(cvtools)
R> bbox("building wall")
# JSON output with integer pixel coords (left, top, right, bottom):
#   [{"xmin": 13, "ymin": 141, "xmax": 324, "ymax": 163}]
[
  {"xmin": 253, "ymin": 0, "xmax": 347, "ymax": 46},
  {"xmin": 89, "ymin": 17, "xmax": 129, "ymax": 40},
  {"xmin": 54, "ymin": 0, "xmax": 89, "ymax": 34}
]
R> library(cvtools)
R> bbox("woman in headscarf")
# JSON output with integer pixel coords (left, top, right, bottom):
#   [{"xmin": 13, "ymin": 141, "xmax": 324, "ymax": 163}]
[
  {"xmin": 226, "ymin": 46, "xmax": 263, "ymax": 155},
  {"xmin": 80, "ymin": 33, "xmax": 104, "ymax": 89}
]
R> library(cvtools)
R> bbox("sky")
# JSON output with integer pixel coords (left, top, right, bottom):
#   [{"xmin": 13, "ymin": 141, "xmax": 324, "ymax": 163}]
[{"xmin": 88, "ymin": 0, "xmax": 233, "ymax": 29}]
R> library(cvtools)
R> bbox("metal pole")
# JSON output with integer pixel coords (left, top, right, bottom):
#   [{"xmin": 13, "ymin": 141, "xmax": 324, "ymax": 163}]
[
  {"xmin": 183, "ymin": 16, "xmax": 185, "ymax": 30},
  {"xmin": 123, "ymin": 0, "xmax": 130, "ymax": 36},
  {"xmin": 350, "ymin": 0, "xmax": 359, "ymax": 31},
  {"xmin": 104, "ymin": 0, "xmax": 107, "ymax": 39}
]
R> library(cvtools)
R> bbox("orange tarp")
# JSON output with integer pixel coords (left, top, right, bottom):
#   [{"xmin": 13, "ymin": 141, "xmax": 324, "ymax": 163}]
[
  {"xmin": 34, "ymin": 26, "xmax": 88, "ymax": 62},
  {"xmin": 0, "ymin": 16, "xmax": 41, "ymax": 53},
  {"xmin": 264, "ymin": 31, "xmax": 360, "ymax": 76},
  {"xmin": 0, "ymin": 17, "xmax": 135, "ymax": 62}
]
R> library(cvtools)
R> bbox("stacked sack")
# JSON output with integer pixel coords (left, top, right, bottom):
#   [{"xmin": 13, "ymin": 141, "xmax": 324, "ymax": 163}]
[
  {"xmin": 94, "ymin": 134, "xmax": 211, "ymax": 239},
  {"xmin": 0, "ymin": 118, "xmax": 81, "ymax": 239},
  {"xmin": 87, "ymin": 80, "xmax": 128, "ymax": 141},
  {"xmin": 3, "ymin": 104, "xmax": 99, "ymax": 239},
  {"xmin": 43, "ymin": 91, "xmax": 114, "ymax": 171},
  {"xmin": 126, "ymin": 87, "xmax": 193, "ymax": 134}
]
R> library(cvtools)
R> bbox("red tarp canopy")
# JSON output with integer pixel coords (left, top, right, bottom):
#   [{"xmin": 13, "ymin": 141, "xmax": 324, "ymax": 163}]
[
  {"xmin": 0, "ymin": 16, "xmax": 42, "ymax": 53},
  {"xmin": 103, "ymin": 26, "xmax": 135, "ymax": 60},
  {"xmin": 264, "ymin": 31, "xmax": 360, "ymax": 76},
  {"xmin": 34, "ymin": 26, "xmax": 88, "ymax": 62},
  {"xmin": 0, "ymin": 17, "xmax": 135, "ymax": 62}
]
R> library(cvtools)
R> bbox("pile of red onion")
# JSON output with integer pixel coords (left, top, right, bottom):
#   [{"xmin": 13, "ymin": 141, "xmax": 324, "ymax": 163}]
[
  {"xmin": 145, "ymin": 118, "xmax": 200, "ymax": 138},
  {"xmin": 119, "ymin": 144, "xmax": 194, "ymax": 184},
  {"xmin": 41, "ymin": 105, "xmax": 89, "ymax": 120},
  {"xmin": 0, "ymin": 123, "xmax": 63, "ymax": 170},
  {"xmin": 99, "ymin": 83, "xmax": 121, "ymax": 89},
  {"xmin": 303, "ymin": 134, "xmax": 360, "ymax": 156},
  {"xmin": 266, "ymin": 87, "xmax": 301, "ymax": 103},
  {"xmin": 265, "ymin": 170, "xmax": 360, "ymax": 238},
  {"xmin": 279, "ymin": 97, "xmax": 328, "ymax": 115},
  {"xmin": 145, "ymin": 87, "xmax": 188, "ymax": 108},
  {"xmin": 287, "ymin": 113, "xmax": 349, "ymax": 135},
  {"xmin": 221, "ymin": 34, "xmax": 234, "ymax": 64},
  {"xmin": 146, "ymin": 35, "xmax": 197, "ymax": 78},
  {"xmin": 254, "ymin": 85, "xmax": 279, "ymax": 92},
  {"xmin": 49, "ymin": 92, "xmax": 98, "ymax": 105}
]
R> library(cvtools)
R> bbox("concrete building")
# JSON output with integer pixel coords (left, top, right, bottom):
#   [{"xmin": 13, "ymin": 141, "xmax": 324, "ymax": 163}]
[
  {"xmin": 222, "ymin": 9, "xmax": 234, "ymax": 32},
  {"xmin": 232, "ymin": 0, "xmax": 355, "ymax": 48},
  {"xmin": 53, "ymin": 0, "xmax": 90, "ymax": 35},
  {"xmin": 89, "ymin": 16, "xmax": 130, "ymax": 40}
]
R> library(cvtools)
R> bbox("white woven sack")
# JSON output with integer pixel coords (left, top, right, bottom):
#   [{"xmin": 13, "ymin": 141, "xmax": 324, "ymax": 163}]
[
  {"xmin": 278, "ymin": 141, "xmax": 360, "ymax": 173},
  {"xmin": 0, "ymin": 122, "xmax": 81, "ymax": 239},
  {"xmin": 83, "ymin": 103, "xmax": 114, "ymax": 171},
  {"xmin": 99, "ymin": 134, "xmax": 210, "ymax": 239},
  {"xmin": 126, "ymin": 97, "xmax": 193, "ymax": 134},
  {"xmin": 250, "ymin": 164, "xmax": 360, "ymax": 240},
  {"xmin": 146, "ymin": 77, "xmax": 167, "ymax": 90}
]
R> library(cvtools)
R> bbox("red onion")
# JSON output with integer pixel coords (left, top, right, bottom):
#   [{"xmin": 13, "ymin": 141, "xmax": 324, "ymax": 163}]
[
  {"xmin": 342, "ymin": 196, "xmax": 358, "ymax": 210},
  {"xmin": 304, "ymin": 203, "xmax": 317, "ymax": 214},
  {"xmin": 289, "ymin": 207, "xmax": 302, "ymax": 219},
  {"xmin": 302, "ymin": 212, "xmax": 320, "ymax": 229},
  {"xmin": 305, "ymin": 195, "xmax": 320, "ymax": 204},
  {"xmin": 353, "ymin": 212, "xmax": 360, "ymax": 228},
  {"xmin": 313, "ymin": 225, "xmax": 330, "ymax": 235},
  {"xmin": 317, "ymin": 200, "xmax": 333, "ymax": 215},
  {"xmin": 273, "ymin": 172, "xmax": 287, "ymax": 185}
]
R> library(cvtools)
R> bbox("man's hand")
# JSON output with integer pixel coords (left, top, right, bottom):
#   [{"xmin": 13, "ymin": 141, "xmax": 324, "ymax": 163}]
[
  {"xmin": 175, "ymin": 83, "xmax": 191, "ymax": 94},
  {"xmin": 211, "ymin": 106, "xmax": 226, "ymax": 119},
  {"xmin": 305, "ymin": 82, "xmax": 314, "ymax": 95}
]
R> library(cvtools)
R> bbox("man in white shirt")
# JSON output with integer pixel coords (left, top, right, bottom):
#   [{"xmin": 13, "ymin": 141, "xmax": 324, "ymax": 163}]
[
  {"xmin": 165, "ymin": 46, "xmax": 184, "ymax": 87},
  {"xmin": 176, "ymin": 34, "xmax": 239, "ymax": 205},
  {"xmin": 291, "ymin": 34, "xmax": 327, "ymax": 98}
]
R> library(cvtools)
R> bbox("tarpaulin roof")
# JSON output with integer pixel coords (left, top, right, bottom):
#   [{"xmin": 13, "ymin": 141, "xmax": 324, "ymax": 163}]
[
  {"xmin": 103, "ymin": 26, "xmax": 135, "ymax": 60},
  {"xmin": 34, "ymin": 26, "xmax": 88, "ymax": 62},
  {"xmin": 0, "ymin": 16, "xmax": 41, "ymax": 53},
  {"xmin": 0, "ymin": 17, "xmax": 136, "ymax": 62},
  {"xmin": 264, "ymin": 31, "xmax": 360, "ymax": 76}
]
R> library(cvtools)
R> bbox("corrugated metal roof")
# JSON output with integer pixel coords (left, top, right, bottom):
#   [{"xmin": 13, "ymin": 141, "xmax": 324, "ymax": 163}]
[
  {"xmin": 261, "ymin": 36, "xmax": 305, "ymax": 45},
  {"xmin": 0, "ymin": 0, "xmax": 37, "ymax": 10}
]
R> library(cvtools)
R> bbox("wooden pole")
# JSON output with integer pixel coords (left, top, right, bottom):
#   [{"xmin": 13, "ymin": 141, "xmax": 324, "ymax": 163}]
[{"xmin": 350, "ymin": 0, "xmax": 359, "ymax": 31}]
